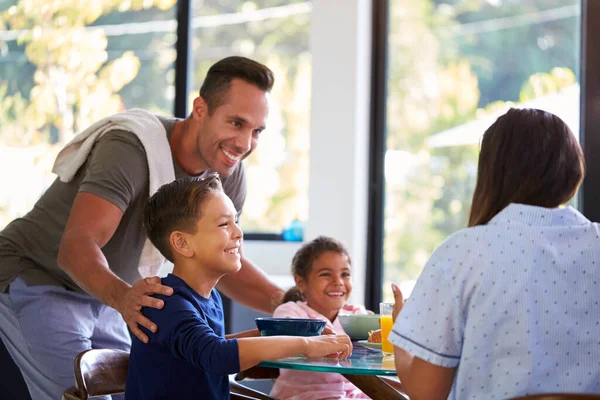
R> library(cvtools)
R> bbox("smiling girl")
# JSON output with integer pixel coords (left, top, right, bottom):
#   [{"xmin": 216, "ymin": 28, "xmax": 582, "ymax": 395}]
[{"xmin": 270, "ymin": 236, "xmax": 370, "ymax": 400}]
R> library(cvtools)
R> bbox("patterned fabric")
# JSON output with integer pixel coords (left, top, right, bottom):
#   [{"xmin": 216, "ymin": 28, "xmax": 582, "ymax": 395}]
[
  {"xmin": 389, "ymin": 204, "xmax": 600, "ymax": 399},
  {"xmin": 270, "ymin": 301, "xmax": 371, "ymax": 400}
]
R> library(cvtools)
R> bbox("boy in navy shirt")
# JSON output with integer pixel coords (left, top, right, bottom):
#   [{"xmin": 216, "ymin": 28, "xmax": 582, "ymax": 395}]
[{"xmin": 125, "ymin": 175, "xmax": 352, "ymax": 400}]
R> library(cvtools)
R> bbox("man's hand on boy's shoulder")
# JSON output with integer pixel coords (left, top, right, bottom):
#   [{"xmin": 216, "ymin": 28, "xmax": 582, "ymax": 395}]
[{"xmin": 113, "ymin": 276, "xmax": 174, "ymax": 344}]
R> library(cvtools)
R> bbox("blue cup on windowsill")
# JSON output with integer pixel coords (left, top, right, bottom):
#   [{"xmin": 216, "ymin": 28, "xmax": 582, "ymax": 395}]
[{"xmin": 282, "ymin": 220, "xmax": 304, "ymax": 242}]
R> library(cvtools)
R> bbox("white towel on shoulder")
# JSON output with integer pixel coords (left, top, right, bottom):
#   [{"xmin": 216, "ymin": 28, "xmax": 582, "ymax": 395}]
[{"xmin": 52, "ymin": 109, "xmax": 175, "ymax": 278}]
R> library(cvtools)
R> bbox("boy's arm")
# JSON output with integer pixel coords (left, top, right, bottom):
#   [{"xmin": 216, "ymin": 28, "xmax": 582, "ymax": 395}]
[
  {"xmin": 226, "ymin": 329, "xmax": 260, "ymax": 339},
  {"xmin": 152, "ymin": 297, "xmax": 350, "ymax": 375},
  {"xmin": 149, "ymin": 296, "xmax": 241, "ymax": 376},
  {"xmin": 236, "ymin": 334, "xmax": 352, "ymax": 372}
]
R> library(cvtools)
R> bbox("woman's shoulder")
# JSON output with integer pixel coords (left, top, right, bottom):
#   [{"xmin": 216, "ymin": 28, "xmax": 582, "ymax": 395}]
[{"xmin": 428, "ymin": 226, "xmax": 486, "ymax": 259}]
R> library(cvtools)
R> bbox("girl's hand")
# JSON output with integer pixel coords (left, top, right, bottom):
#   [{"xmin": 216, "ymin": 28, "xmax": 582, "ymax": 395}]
[
  {"xmin": 304, "ymin": 334, "xmax": 353, "ymax": 359},
  {"xmin": 391, "ymin": 283, "xmax": 405, "ymax": 322}
]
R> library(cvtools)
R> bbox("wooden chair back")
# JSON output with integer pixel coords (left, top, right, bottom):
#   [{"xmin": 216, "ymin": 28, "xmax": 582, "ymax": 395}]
[
  {"xmin": 63, "ymin": 348, "xmax": 272, "ymax": 400},
  {"xmin": 62, "ymin": 349, "xmax": 129, "ymax": 399}
]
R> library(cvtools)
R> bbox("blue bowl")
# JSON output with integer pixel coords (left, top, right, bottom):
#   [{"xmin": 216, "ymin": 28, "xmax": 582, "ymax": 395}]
[{"xmin": 255, "ymin": 317, "xmax": 327, "ymax": 337}]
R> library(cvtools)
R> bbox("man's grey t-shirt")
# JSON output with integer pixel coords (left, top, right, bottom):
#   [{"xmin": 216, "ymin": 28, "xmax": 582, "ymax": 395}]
[{"xmin": 0, "ymin": 116, "xmax": 246, "ymax": 293}]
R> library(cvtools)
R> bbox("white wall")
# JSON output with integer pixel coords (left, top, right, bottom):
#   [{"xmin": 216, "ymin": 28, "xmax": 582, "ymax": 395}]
[
  {"xmin": 304, "ymin": 0, "xmax": 373, "ymax": 305},
  {"xmin": 237, "ymin": 0, "xmax": 374, "ymax": 305},
  {"xmin": 239, "ymin": 1, "xmax": 373, "ymax": 306}
]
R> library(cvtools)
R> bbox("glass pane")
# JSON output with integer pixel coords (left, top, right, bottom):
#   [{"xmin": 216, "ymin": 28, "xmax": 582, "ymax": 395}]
[
  {"xmin": 190, "ymin": 1, "xmax": 312, "ymax": 234},
  {"xmin": 0, "ymin": 0, "xmax": 177, "ymax": 228},
  {"xmin": 383, "ymin": 0, "xmax": 581, "ymax": 299}
]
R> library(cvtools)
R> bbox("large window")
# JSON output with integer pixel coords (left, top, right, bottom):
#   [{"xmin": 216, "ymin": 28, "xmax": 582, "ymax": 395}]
[
  {"xmin": 0, "ymin": 1, "xmax": 312, "ymax": 236},
  {"xmin": 0, "ymin": 0, "xmax": 177, "ymax": 228},
  {"xmin": 381, "ymin": 0, "xmax": 581, "ymax": 299},
  {"xmin": 189, "ymin": 1, "xmax": 312, "ymax": 234}
]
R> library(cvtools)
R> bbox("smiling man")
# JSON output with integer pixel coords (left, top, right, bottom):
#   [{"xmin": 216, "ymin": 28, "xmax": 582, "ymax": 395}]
[{"xmin": 0, "ymin": 56, "xmax": 284, "ymax": 399}]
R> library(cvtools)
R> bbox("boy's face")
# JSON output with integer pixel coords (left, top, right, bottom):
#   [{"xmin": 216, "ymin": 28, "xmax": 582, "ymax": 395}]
[{"xmin": 190, "ymin": 192, "xmax": 243, "ymax": 274}]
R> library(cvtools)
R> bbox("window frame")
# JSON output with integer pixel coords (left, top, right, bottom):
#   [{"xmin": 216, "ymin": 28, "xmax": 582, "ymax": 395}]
[
  {"xmin": 365, "ymin": 0, "xmax": 389, "ymax": 311},
  {"xmin": 580, "ymin": 0, "xmax": 600, "ymax": 221},
  {"xmin": 174, "ymin": 0, "xmax": 192, "ymax": 119}
]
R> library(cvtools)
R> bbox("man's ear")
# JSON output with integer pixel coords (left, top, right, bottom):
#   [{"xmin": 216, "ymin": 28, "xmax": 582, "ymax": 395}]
[
  {"xmin": 192, "ymin": 96, "xmax": 209, "ymax": 121},
  {"xmin": 169, "ymin": 231, "xmax": 194, "ymax": 258}
]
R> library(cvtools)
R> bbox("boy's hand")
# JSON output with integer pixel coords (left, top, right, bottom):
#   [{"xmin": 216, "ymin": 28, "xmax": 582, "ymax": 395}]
[
  {"xmin": 303, "ymin": 334, "xmax": 353, "ymax": 359},
  {"xmin": 113, "ymin": 277, "xmax": 174, "ymax": 343}
]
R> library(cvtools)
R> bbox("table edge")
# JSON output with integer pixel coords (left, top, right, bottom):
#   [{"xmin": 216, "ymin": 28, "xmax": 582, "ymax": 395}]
[{"xmin": 258, "ymin": 361, "xmax": 398, "ymax": 376}]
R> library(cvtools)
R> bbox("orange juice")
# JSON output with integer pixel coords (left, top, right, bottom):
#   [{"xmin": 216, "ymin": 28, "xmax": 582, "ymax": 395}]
[{"xmin": 380, "ymin": 315, "xmax": 394, "ymax": 354}]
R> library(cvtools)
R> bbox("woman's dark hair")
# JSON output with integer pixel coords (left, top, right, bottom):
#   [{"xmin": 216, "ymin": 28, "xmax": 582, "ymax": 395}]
[
  {"xmin": 199, "ymin": 56, "xmax": 275, "ymax": 115},
  {"xmin": 281, "ymin": 236, "xmax": 351, "ymax": 304},
  {"xmin": 468, "ymin": 108, "xmax": 585, "ymax": 227}
]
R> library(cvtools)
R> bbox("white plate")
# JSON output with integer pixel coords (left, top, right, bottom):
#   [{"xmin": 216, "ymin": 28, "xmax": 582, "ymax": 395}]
[{"xmin": 358, "ymin": 340, "xmax": 382, "ymax": 351}]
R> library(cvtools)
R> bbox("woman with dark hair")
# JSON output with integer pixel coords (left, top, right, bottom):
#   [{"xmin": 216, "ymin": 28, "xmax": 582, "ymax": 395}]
[
  {"xmin": 468, "ymin": 107, "xmax": 584, "ymax": 227},
  {"xmin": 387, "ymin": 109, "xmax": 599, "ymax": 399}
]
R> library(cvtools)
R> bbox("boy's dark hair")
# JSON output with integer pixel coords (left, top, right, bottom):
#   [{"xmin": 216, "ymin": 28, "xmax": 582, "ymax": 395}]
[
  {"xmin": 468, "ymin": 108, "xmax": 585, "ymax": 227},
  {"xmin": 143, "ymin": 174, "xmax": 223, "ymax": 262},
  {"xmin": 282, "ymin": 236, "xmax": 352, "ymax": 304},
  {"xmin": 200, "ymin": 56, "xmax": 275, "ymax": 115}
]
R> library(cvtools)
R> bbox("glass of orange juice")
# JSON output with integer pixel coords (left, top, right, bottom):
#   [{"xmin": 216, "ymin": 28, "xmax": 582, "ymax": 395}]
[{"xmin": 380, "ymin": 302, "xmax": 394, "ymax": 355}]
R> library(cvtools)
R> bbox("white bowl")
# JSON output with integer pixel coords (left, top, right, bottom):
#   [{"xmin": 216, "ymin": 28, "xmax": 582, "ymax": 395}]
[{"xmin": 338, "ymin": 314, "xmax": 380, "ymax": 340}]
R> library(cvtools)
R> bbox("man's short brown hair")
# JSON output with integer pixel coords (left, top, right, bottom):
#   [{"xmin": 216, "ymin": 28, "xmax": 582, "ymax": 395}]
[{"xmin": 199, "ymin": 56, "xmax": 275, "ymax": 115}]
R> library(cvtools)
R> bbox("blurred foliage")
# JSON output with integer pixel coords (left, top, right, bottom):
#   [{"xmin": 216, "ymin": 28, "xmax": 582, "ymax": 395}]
[
  {"xmin": 0, "ymin": 0, "xmax": 309, "ymax": 233},
  {"xmin": 1, "ymin": 0, "xmax": 175, "ymax": 143},
  {"xmin": 444, "ymin": 0, "xmax": 579, "ymax": 106},
  {"xmin": 385, "ymin": 0, "xmax": 481, "ymax": 282},
  {"xmin": 0, "ymin": 0, "xmax": 176, "ymax": 226},
  {"xmin": 520, "ymin": 66, "xmax": 576, "ymax": 101},
  {"xmin": 383, "ymin": 0, "xmax": 580, "ymax": 287}
]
